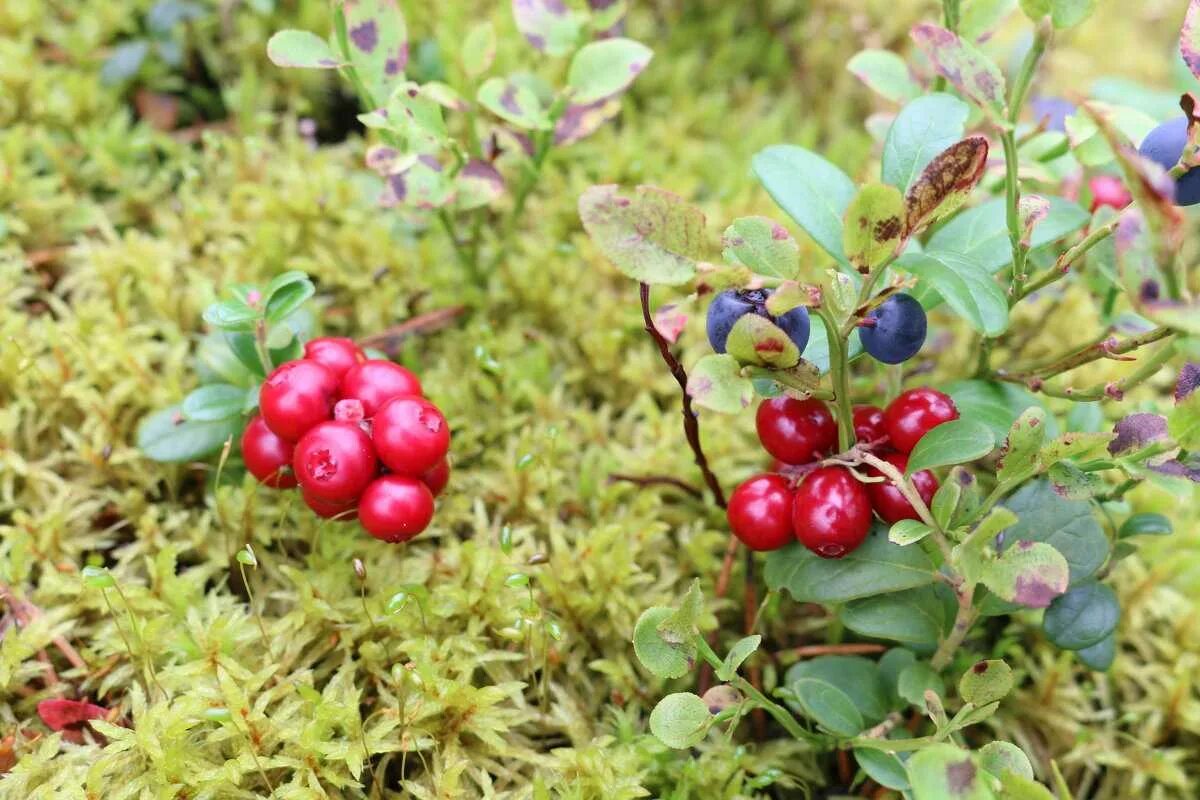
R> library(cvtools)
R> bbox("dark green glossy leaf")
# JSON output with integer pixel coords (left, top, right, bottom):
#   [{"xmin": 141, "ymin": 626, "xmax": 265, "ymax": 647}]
[{"xmin": 1042, "ymin": 581, "xmax": 1119, "ymax": 650}]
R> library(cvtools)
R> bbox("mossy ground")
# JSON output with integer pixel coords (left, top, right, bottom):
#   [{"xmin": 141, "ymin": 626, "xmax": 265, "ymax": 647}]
[{"xmin": 1, "ymin": 1, "xmax": 1198, "ymax": 798}]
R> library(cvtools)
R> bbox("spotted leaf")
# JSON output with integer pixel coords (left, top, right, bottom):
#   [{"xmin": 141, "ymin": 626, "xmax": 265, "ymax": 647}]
[
  {"xmin": 512, "ymin": 0, "xmax": 585, "ymax": 55},
  {"xmin": 477, "ymin": 76, "xmax": 550, "ymax": 130},
  {"xmin": 340, "ymin": 0, "xmax": 408, "ymax": 107},
  {"xmin": 578, "ymin": 184, "xmax": 706, "ymax": 285},
  {"xmin": 686, "ymin": 354, "xmax": 754, "ymax": 414},
  {"xmin": 722, "ymin": 216, "xmax": 800, "ymax": 279},
  {"xmin": 567, "ymin": 38, "xmax": 652, "ymax": 105},
  {"xmin": 266, "ymin": 30, "xmax": 343, "ymax": 69},
  {"xmin": 980, "ymin": 540, "xmax": 1069, "ymax": 609},
  {"xmin": 903, "ymin": 136, "xmax": 989, "ymax": 237},
  {"xmin": 1183, "ymin": 0, "xmax": 1200, "ymax": 80},
  {"xmin": 911, "ymin": 23, "xmax": 1007, "ymax": 117},
  {"xmin": 454, "ymin": 160, "xmax": 505, "ymax": 211},
  {"xmin": 843, "ymin": 183, "xmax": 905, "ymax": 273},
  {"xmin": 907, "ymin": 745, "xmax": 996, "ymax": 800},
  {"xmin": 725, "ymin": 314, "xmax": 801, "ymax": 369}
]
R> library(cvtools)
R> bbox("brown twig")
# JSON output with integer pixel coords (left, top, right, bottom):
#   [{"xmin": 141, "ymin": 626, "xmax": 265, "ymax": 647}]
[
  {"xmin": 357, "ymin": 305, "xmax": 468, "ymax": 356},
  {"xmin": 784, "ymin": 643, "xmax": 887, "ymax": 659},
  {"xmin": 607, "ymin": 473, "xmax": 703, "ymax": 500}
]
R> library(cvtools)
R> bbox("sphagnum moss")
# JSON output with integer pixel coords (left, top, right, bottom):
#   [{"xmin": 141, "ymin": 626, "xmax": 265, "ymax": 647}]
[{"xmin": 2, "ymin": 1, "xmax": 1199, "ymax": 798}]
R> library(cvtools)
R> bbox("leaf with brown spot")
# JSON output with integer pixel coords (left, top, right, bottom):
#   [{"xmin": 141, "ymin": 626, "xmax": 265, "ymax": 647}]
[
  {"xmin": 981, "ymin": 541, "xmax": 1069, "ymax": 609},
  {"xmin": 722, "ymin": 216, "xmax": 800, "ymax": 279},
  {"xmin": 903, "ymin": 137, "xmax": 989, "ymax": 238},
  {"xmin": 911, "ymin": 23, "xmax": 1007, "ymax": 117},
  {"xmin": 843, "ymin": 183, "xmax": 905, "ymax": 273},
  {"xmin": 1180, "ymin": 93, "xmax": 1200, "ymax": 170},
  {"xmin": 578, "ymin": 185, "xmax": 706, "ymax": 286}
]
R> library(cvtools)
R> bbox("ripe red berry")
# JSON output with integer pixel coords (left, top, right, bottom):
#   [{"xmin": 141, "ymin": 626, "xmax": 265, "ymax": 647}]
[
  {"xmin": 727, "ymin": 473, "xmax": 795, "ymax": 551},
  {"xmin": 853, "ymin": 405, "xmax": 886, "ymax": 446},
  {"xmin": 302, "ymin": 490, "xmax": 357, "ymax": 522},
  {"xmin": 756, "ymin": 397, "xmax": 837, "ymax": 464},
  {"xmin": 373, "ymin": 396, "xmax": 450, "ymax": 477},
  {"xmin": 866, "ymin": 451, "xmax": 939, "ymax": 524},
  {"xmin": 241, "ymin": 416, "xmax": 298, "ymax": 488},
  {"xmin": 883, "ymin": 388, "xmax": 959, "ymax": 453},
  {"xmin": 292, "ymin": 421, "xmax": 378, "ymax": 503},
  {"xmin": 339, "ymin": 360, "xmax": 423, "ymax": 417},
  {"xmin": 420, "ymin": 457, "xmax": 451, "ymax": 497},
  {"xmin": 1088, "ymin": 174, "xmax": 1132, "ymax": 212},
  {"xmin": 359, "ymin": 475, "xmax": 435, "ymax": 542},
  {"xmin": 259, "ymin": 359, "xmax": 338, "ymax": 441},
  {"xmin": 304, "ymin": 337, "xmax": 366, "ymax": 380},
  {"xmin": 792, "ymin": 466, "xmax": 872, "ymax": 559}
]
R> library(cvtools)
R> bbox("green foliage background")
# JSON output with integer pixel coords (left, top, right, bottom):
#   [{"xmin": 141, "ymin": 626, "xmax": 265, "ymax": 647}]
[{"xmin": 1, "ymin": 0, "xmax": 1198, "ymax": 797}]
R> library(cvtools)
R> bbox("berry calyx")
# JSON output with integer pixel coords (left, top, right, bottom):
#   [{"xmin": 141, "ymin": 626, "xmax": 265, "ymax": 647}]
[
  {"xmin": 420, "ymin": 457, "xmax": 451, "ymax": 497},
  {"xmin": 292, "ymin": 420, "xmax": 378, "ymax": 503},
  {"xmin": 339, "ymin": 360, "xmax": 424, "ymax": 416},
  {"xmin": 756, "ymin": 397, "xmax": 837, "ymax": 465},
  {"xmin": 883, "ymin": 387, "xmax": 959, "ymax": 453},
  {"xmin": 705, "ymin": 289, "xmax": 810, "ymax": 356},
  {"xmin": 859, "ymin": 293, "xmax": 927, "ymax": 365},
  {"xmin": 302, "ymin": 490, "xmax": 357, "ymax": 521},
  {"xmin": 1138, "ymin": 117, "xmax": 1200, "ymax": 206},
  {"xmin": 1088, "ymin": 175, "xmax": 1131, "ymax": 212},
  {"xmin": 865, "ymin": 451, "xmax": 939, "ymax": 524},
  {"xmin": 240, "ymin": 416, "xmax": 298, "ymax": 488},
  {"xmin": 304, "ymin": 337, "xmax": 366, "ymax": 379},
  {"xmin": 259, "ymin": 359, "xmax": 338, "ymax": 441},
  {"xmin": 792, "ymin": 466, "xmax": 872, "ymax": 559},
  {"xmin": 727, "ymin": 473, "xmax": 795, "ymax": 551},
  {"xmin": 373, "ymin": 395, "xmax": 451, "ymax": 476},
  {"xmin": 359, "ymin": 475, "xmax": 436, "ymax": 542},
  {"xmin": 852, "ymin": 405, "xmax": 886, "ymax": 446},
  {"xmin": 334, "ymin": 398, "xmax": 365, "ymax": 423}
]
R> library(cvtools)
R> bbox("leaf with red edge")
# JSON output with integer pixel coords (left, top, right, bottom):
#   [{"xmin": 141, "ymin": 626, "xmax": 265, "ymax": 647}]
[
  {"xmin": 1182, "ymin": 0, "xmax": 1200, "ymax": 81},
  {"xmin": 903, "ymin": 136, "xmax": 989, "ymax": 237},
  {"xmin": 910, "ymin": 23, "xmax": 1007, "ymax": 117}
]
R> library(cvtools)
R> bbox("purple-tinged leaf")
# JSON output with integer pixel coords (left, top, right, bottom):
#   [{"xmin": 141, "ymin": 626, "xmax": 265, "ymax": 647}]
[
  {"xmin": 589, "ymin": 0, "xmax": 626, "ymax": 37},
  {"xmin": 686, "ymin": 354, "xmax": 754, "ymax": 414},
  {"xmin": 903, "ymin": 136, "xmax": 989, "ymax": 237},
  {"xmin": 1108, "ymin": 413, "xmax": 1168, "ymax": 455},
  {"xmin": 385, "ymin": 81, "xmax": 447, "ymax": 153},
  {"xmin": 1018, "ymin": 195, "xmax": 1050, "ymax": 247},
  {"xmin": 1182, "ymin": 0, "xmax": 1200, "ymax": 81},
  {"xmin": 477, "ymin": 77, "xmax": 550, "ymax": 130},
  {"xmin": 267, "ymin": 30, "xmax": 343, "ymax": 69},
  {"xmin": 454, "ymin": 160, "xmax": 505, "ymax": 211},
  {"xmin": 1175, "ymin": 363, "xmax": 1200, "ymax": 402},
  {"xmin": 981, "ymin": 540, "xmax": 1070, "ymax": 609},
  {"xmin": 364, "ymin": 145, "xmax": 415, "ymax": 175},
  {"xmin": 1149, "ymin": 456, "xmax": 1200, "ymax": 482},
  {"xmin": 512, "ymin": 0, "xmax": 585, "ymax": 55},
  {"xmin": 578, "ymin": 184, "xmax": 706, "ymax": 285},
  {"xmin": 653, "ymin": 304, "xmax": 688, "ymax": 344},
  {"xmin": 341, "ymin": 0, "xmax": 408, "ymax": 107},
  {"xmin": 567, "ymin": 38, "xmax": 652, "ymax": 105},
  {"xmin": 379, "ymin": 155, "xmax": 454, "ymax": 209},
  {"xmin": 554, "ymin": 98, "xmax": 621, "ymax": 145},
  {"xmin": 1047, "ymin": 461, "xmax": 1105, "ymax": 500},
  {"xmin": 911, "ymin": 23, "xmax": 1007, "ymax": 116}
]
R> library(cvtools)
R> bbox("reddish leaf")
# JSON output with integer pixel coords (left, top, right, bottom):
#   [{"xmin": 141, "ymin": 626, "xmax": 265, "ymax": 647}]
[
  {"xmin": 903, "ymin": 136, "xmax": 989, "ymax": 237},
  {"xmin": 37, "ymin": 698, "xmax": 108, "ymax": 731},
  {"xmin": 1182, "ymin": 0, "xmax": 1200, "ymax": 81},
  {"xmin": 911, "ymin": 23, "xmax": 1007, "ymax": 116}
]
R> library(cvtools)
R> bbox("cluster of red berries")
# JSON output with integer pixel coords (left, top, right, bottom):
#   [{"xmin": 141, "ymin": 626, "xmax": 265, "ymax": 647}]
[
  {"xmin": 727, "ymin": 388, "xmax": 959, "ymax": 559},
  {"xmin": 240, "ymin": 337, "xmax": 450, "ymax": 543}
]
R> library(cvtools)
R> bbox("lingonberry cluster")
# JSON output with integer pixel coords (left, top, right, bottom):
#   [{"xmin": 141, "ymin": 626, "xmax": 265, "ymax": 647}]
[
  {"xmin": 241, "ymin": 337, "xmax": 450, "ymax": 543},
  {"xmin": 727, "ymin": 387, "xmax": 958, "ymax": 558}
]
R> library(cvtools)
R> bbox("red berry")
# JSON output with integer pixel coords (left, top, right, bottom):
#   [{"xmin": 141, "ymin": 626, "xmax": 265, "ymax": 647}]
[
  {"xmin": 1088, "ymin": 175, "xmax": 1132, "ymax": 212},
  {"xmin": 866, "ymin": 451, "xmax": 939, "ymax": 524},
  {"xmin": 292, "ymin": 421, "xmax": 377, "ymax": 503},
  {"xmin": 302, "ymin": 490, "xmax": 357, "ymax": 522},
  {"xmin": 727, "ymin": 473, "xmax": 795, "ymax": 551},
  {"xmin": 241, "ymin": 416, "xmax": 298, "ymax": 488},
  {"xmin": 421, "ymin": 457, "xmax": 451, "ymax": 497},
  {"xmin": 359, "ymin": 475, "xmax": 435, "ymax": 543},
  {"xmin": 373, "ymin": 396, "xmax": 450, "ymax": 477},
  {"xmin": 339, "ymin": 360, "xmax": 423, "ymax": 417},
  {"xmin": 883, "ymin": 388, "xmax": 959, "ymax": 453},
  {"xmin": 259, "ymin": 359, "xmax": 338, "ymax": 441},
  {"xmin": 304, "ymin": 337, "xmax": 366, "ymax": 380},
  {"xmin": 756, "ymin": 397, "xmax": 837, "ymax": 464},
  {"xmin": 792, "ymin": 466, "xmax": 872, "ymax": 559},
  {"xmin": 853, "ymin": 405, "xmax": 886, "ymax": 446}
]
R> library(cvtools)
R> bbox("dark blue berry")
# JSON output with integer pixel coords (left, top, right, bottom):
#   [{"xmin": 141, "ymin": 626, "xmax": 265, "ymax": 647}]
[
  {"xmin": 1138, "ymin": 117, "xmax": 1200, "ymax": 207},
  {"xmin": 1029, "ymin": 97, "xmax": 1074, "ymax": 134},
  {"xmin": 705, "ymin": 289, "xmax": 810, "ymax": 356},
  {"xmin": 859, "ymin": 293, "xmax": 927, "ymax": 365}
]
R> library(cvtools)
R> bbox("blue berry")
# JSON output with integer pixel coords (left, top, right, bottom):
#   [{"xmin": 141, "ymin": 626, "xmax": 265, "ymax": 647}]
[
  {"xmin": 1138, "ymin": 117, "xmax": 1200, "ymax": 207},
  {"xmin": 705, "ymin": 289, "xmax": 810, "ymax": 356},
  {"xmin": 859, "ymin": 293, "xmax": 927, "ymax": 365}
]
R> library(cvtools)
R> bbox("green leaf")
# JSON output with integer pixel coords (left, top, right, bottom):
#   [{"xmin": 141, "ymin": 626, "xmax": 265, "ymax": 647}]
[
  {"xmin": 203, "ymin": 299, "xmax": 260, "ymax": 333},
  {"xmin": 657, "ymin": 579, "xmax": 704, "ymax": 646},
  {"xmin": 855, "ymin": 748, "xmax": 911, "ymax": 791},
  {"xmin": 1002, "ymin": 480, "xmax": 1109, "ymax": 583},
  {"xmin": 847, "ymin": 49, "xmax": 921, "ymax": 103},
  {"xmin": 907, "ymin": 418, "xmax": 996, "ymax": 473},
  {"xmin": 889, "ymin": 519, "xmax": 933, "ymax": 546},
  {"xmin": 980, "ymin": 541, "xmax": 1070, "ymax": 609},
  {"xmin": 235, "ymin": 545, "xmax": 258, "ymax": 567},
  {"xmin": 764, "ymin": 527, "xmax": 937, "ymax": 604},
  {"xmin": 81, "ymin": 565, "xmax": 116, "ymax": 589},
  {"xmin": 751, "ymin": 145, "xmax": 857, "ymax": 267},
  {"xmin": 725, "ymin": 314, "xmax": 800, "ymax": 369},
  {"xmin": 138, "ymin": 405, "xmax": 239, "ymax": 463},
  {"xmin": 461, "ymin": 21, "xmax": 495, "ymax": 77},
  {"xmin": 787, "ymin": 656, "xmax": 890, "ymax": 724},
  {"xmin": 648, "ymin": 693, "xmax": 711, "ymax": 748},
  {"xmin": 716, "ymin": 635, "xmax": 761, "ymax": 681},
  {"xmin": 1170, "ymin": 388, "xmax": 1200, "ymax": 449},
  {"xmin": 790, "ymin": 678, "xmax": 864, "ymax": 736},
  {"xmin": 903, "ymin": 137, "xmax": 989, "ymax": 237},
  {"xmin": 804, "ymin": 313, "xmax": 863, "ymax": 375},
  {"xmin": 385, "ymin": 82, "xmax": 448, "ymax": 153},
  {"xmin": 1046, "ymin": 461, "xmax": 1104, "ymax": 500},
  {"xmin": 958, "ymin": 660, "xmax": 1014, "ymax": 706},
  {"xmin": 567, "ymin": 38, "xmax": 652, "ymax": 105},
  {"xmin": 223, "ymin": 332, "xmax": 266, "ymax": 378},
  {"xmin": 842, "ymin": 183, "xmax": 905, "ymax": 272},
  {"xmin": 998, "ymin": 773, "xmax": 1057, "ymax": 800},
  {"xmin": 944, "ymin": 380, "xmax": 1053, "ymax": 444},
  {"xmin": 996, "ymin": 407, "xmax": 1048, "ymax": 485},
  {"xmin": 907, "ymin": 745, "xmax": 997, "ymax": 800},
  {"xmin": 1019, "ymin": 0, "xmax": 1097, "ymax": 28},
  {"xmin": 578, "ymin": 184, "xmax": 705, "ymax": 285},
  {"xmin": 182, "ymin": 384, "xmax": 246, "ymax": 423},
  {"xmin": 686, "ymin": 354, "xmax": 754, "ymax": 413},
  {"xmin": 897, "ymin": 662, "xmax": 944, "ymax": 711},
  {"xmin": 1076, "ymin": 631, "xmax": 1116, "ymax": 671},
  {"xmin": 953, "ymin": 507, "xmax": 1019, "ymax": 585},
  {"xmin": 978, "ymin": 741, "xmax": 1034, "ymax": 780},
  {"xmin": 897, "ymin": 252, "xmax": 1008, "ymax": 336},
  {"xmin": 1118, "ymin": 512, "xmax": 1173, "ymax": 538},
  {"xmin": 721, "ymin": 216, "xmax": 800, "ymax": 279},
  {"xmin": 882, "ymin": 94, "xmax": 970, "ymax": 190},
  {"xmin": 266, "ymin": 30, "xmax": 343, "ymax": 69},
  {"xmin": 340, "ymin": 0, "xmax": 407, "ymax": 107},
  {"xmin": 879, "ymin": 648, "xmax": 918, "ymax": 702},
  {"xmin": 632, "ymin": 607, "xmax": 692, "ymax": 679},
  {"xmin": 263, "ymin": 271, "xmax": 315, "ymax": 324},
  {"xmin": 959, "ymin": 0, "xmax": 1020, "ymax": 41},
  {"xmin": 910, "ymin": 23, "xmax": 1007, "ymax": 117},
  {"xmin": 1042, "ymin": 581, "xmax": 1119, "ymax": 650},
  {"xmin": 841, "ymin": 585, "xmax": 952, "ymax": 647},
  {"xmin": 925, "ymin": 197, "xmax": 1089, "ymax": 273},
  {"xmin": 931, "ymin": 480, "xmax": 962, "ymax": 529},
  {"xmin": 513, "ymin": 0, "xmax": 584, "ymax": 55},
  {"xmin": 477, "ymin": 77, "xmax": 550, "ymax": 130}
]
